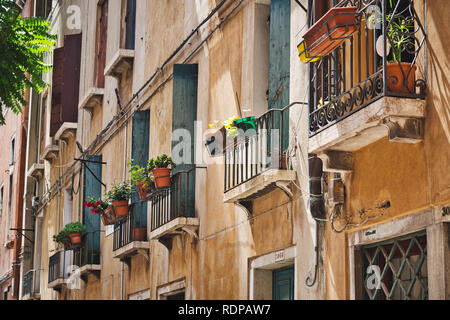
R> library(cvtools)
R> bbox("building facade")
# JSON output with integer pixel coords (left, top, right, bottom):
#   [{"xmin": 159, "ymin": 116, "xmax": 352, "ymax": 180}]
[{"xmin": 1, "ymin": 0, "xmax": 448, "ymax": 300}]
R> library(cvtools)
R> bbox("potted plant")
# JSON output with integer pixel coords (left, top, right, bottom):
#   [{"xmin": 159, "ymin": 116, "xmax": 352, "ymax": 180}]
[
  {"xmin": 205, "ymin": 115, "xmax": 249, "ymax": 157},
  {"xmin": 105, "ymin": 182, "xmax": 134, "ymax": 219},
  {"xmin": 84, "ymin": 197, "xmax": 116, "ymax": 226},
  {"xmin": 127, "ymin": 160, "xmax": 155, "ymax": 200},
  {"xmin": 53, "ymin": 230, "xmax": 72, "ymax": 250},
  {"xmin": 382, "ymin": 2, "xmax": 416, "ymax": 94},
  {"xmin": 303, "ymin": 5, "xmax": 359, "ymax": 57},
  {"xmin": 148, "ymin": 155, "xmax": 176, "ymax": 188},
  {"xmin": 63, "ymin": 222, "xmax": 86, "ymax": 245}
]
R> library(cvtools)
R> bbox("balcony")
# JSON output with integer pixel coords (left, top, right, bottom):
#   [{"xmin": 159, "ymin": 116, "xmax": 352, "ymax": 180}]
[
  {"xmin": 26, "ymin": 163, "xmax": 44, "ymax": 180},
  {"xmin": 79, "ymin": 87, "xmax": 104, "ymax": 114},
  {"xmin": 104, "ymin": 49, "xmax": 134, "ymax": 80},
  {"xmin": 307, "ymin": 0, "xmax": 427, "ymax": 164},
  {"xmin": 22, "ymin": 269, "xmax": 40, "ymax": 300},
  {"xmin": 148, "ymin": 168, "xmax": 199, "ymax": 250},
  {"xmin": 48, "ymin": 250, "xmax": 74, "ymax": 290},
  {"xmin": 54, "ymin": 122, "xmax": 77, "ymax": 143},
  {"xmin": 40, "ymin": 144, "xmax": 60, "ymax": 163},
  {"xmin": 113, "ymin": 203, "xmax": 150, "ymax": 263},
  {"xmin": 223, "ymin": 105, "xmax": 298, "ymax": 212},
  {"xmin": 72, "ymin": 231, "xmax": 101, "ymax": 279}
]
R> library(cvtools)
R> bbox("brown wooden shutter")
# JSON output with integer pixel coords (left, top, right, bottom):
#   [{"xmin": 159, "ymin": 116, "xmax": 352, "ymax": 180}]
[
  {"xmin": 61, "ymin": 33, "xmax": 82, "ymax": 124},
  {"xmin": 97, "ymin": 0, "xmax": 108, "ymax": 88},
  {"xmin": 50, "ymin": 47, "xmax": 64, "ymax": 137},
  {"xmin": 50, "ymin": 34, "xmax": 82, "ymax": 137}
]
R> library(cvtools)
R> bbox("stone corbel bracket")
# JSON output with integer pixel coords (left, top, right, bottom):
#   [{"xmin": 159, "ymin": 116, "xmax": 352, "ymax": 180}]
[
  {"xmin": 318, "ymin": 150, "xmax": 354, "ymax": 173},
  {"xmin": 381, "ymin": 116, "xmax": 424, "ymax": 143}
]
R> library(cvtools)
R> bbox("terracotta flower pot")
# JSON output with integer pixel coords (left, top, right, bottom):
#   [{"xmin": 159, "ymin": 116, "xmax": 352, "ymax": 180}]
[
  {"xmin": 113, "ymin": 200, "xmax": 129, "ymax": 219},
  {"xmin": 136, "ymin": 180, "xmax": 150, "ymax": 200},
  {"xmin": 385, "ymin": 62, "xmax": 417, "ymax": 94},
  {"xmin": 101, "ymin": 206, "xmax": 117, "ymax": 226},
  {"xmin": 68, "ymin": 232, "xmax": 81, "ymax": 245},
  {"xmin": 152, "ymin": 168, "xmax": 171, "ymax": 188},
  {"xmin": 303, "ymin": 6, "xmax": 359, "ymax": 57},
  {"xmin": 133, "ymin": 228, "xmax": 147, "ymax": 241}
]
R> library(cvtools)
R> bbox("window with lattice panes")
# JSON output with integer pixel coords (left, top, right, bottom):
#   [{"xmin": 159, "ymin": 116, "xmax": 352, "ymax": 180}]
[{"xmin": 361, "ymin": 230, "xmax": 428, "ymax": 300}]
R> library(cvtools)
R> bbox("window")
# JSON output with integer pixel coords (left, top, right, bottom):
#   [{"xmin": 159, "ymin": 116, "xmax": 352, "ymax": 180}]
[
  {"xmin": 96, "ymin": 0, "xmax": 108, "ymax": 88},
  {"xmin": 6, "ymin": 174, "xmax": 13, "ymax": 243},
  {"xmin": 360, "ymin": 230, "xmax": 428, "ymax": 300},
  {"xmin": 10, "ymin": 137, "xmax": 15, "ymax": 166},
  {"xmin": 0, "ymin": 186, "xmax": 3, "ymax": 241},
  {"xmin": 121, "ymin": 0, "xmax": 136, "ymax": 50}
]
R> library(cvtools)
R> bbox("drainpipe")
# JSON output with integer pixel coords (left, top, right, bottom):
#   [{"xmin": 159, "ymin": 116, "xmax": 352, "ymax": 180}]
[
  {"xmin": 121, "ymin": 102, "xmax": 128, "ymax": 301},
  {"xmin": 306, "ymin": 154, "xmax": 326, "ymax": 289},
  {"xmin": 309, "ymin": 154, "xmax": 325, "ymax": 221},
  {"xmin": 12, "ymin": 92, "xmax": 29, "ymax": 300}
]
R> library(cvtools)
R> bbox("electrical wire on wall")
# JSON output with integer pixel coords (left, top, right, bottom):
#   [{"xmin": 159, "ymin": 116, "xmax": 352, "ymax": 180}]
[{"xmin": 329, "ymin": 201, "xmax": 391, "ymax": 233}]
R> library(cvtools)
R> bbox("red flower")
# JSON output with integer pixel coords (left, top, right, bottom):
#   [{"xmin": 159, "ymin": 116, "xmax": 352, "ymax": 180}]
[
  {"xmin": 91, "ymin": 208, "xmax": 99, "ymax": 214},
  {"xmin": 84, "ymin": 201, "xmax": 91, "ymax": 208},
  {"xmin": 96, "ymin": 201, "xmax": 101, "ymax": 206}
]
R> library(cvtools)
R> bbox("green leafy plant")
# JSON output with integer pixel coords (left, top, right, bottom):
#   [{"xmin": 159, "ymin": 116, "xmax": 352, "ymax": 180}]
[
  {"xmin": 382, "ymin": 0, "xmax": 414, "ymax": 63},
  {"xmin": 63, "ymin": 222, "xmax": 86, "ymax": 234},
  {"xmin": 105, "ymin": 182, "xmax": 135, "ymax": 201},
  {"xmin": 127, "ymin": 159, "xmax": 154, "ymax": 188},
  {"xmin": 148, "ymin": 154, "xmax": 176, "ymax": 170},
  {"xmin": 53, "ymin": 230, "xmax": 69, "ymax": 243},
  {"xmin": 0, "ymin": 0, "xmax": 57, "ymax": 124},
  {"xmin": 208, "ymin": 115, "xmax": 240, "ymax": 137}
]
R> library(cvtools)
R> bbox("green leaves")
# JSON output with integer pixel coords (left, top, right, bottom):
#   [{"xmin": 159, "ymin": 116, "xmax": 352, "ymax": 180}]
[{"xmin": 0, "ymin": 0, "xmax": 56, "ymax": 125}]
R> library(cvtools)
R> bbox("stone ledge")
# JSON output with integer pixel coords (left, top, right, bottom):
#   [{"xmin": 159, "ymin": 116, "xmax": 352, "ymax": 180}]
[
  {"xmin": 223, "ymin": 169, "xmax": 297, "ymax": 203},
  {"xmin": 55, "ymin": 122, "xmax": 77, "ymax": 142},
  {"xmin": 150, "ymin": 217, "xmax": 200, "ymax": 241},
  {"xmin": 104, "ymin": 49, "xmax": 135, "ymax": 79},
  {"xmin": 40, "ymin": 145, "xmax": 60, "ymax": 163},
  {"xmin": 112, "ymin": 241, "xmax": 150, "ymax": 261},
  {"xmin": 79, "ymin": 87, "xmax": 104, "ymax": 111},
  {"xmin": 309, "ymin": 96, "xmax": 426, "ymax": 154},
  {"xmin": 26, "ymin": 163, "xmax": 45, "ymax": 179}
]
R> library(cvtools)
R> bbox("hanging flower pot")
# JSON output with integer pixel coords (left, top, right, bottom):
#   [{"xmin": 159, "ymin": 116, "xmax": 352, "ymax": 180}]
[
  {"xmin": 385, "ymin": 62, "xmax": 417, "ymax": 94},
  {"xmin": 136, "ymin": 180, "xmax": 150, "ymax": 200},
  {"xmin": 148, "ymin": 155, "xmax": 175, "ymax": 189},
  {"xmin": 68, "ymin": 232, "xmax": 82, "ymax": 245},
  {"xmin": 152, "ymin": 168, "xmax": 171, "ymax": 188},
  {"xmin": 297, "ymin": 40, "xmax": 320, "ymax": 63},
  {"xmin": 62, "ymin": 222, "xmax": 86, "ymax": 246},
  {"xmin": 113, "ymin": 200, "xmax": 130, "ymax": 219},
  {"xmin": 303, "ymin": 6, "xmax": 359, "ymax": 57},
  {"xmin": 233, "ymin": 116, "xmax": 257, "ymax": 135},
  {"xmin": 101, "ymin": 206, "xmax": 117, "ymax": 226}
]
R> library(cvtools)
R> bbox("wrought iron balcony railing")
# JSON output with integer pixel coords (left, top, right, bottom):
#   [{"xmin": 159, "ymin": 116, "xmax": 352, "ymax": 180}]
[
  {"xmin": 224, "ymin": 104, "xmax": 297, "ymax": 193},
  {"xmin": 113, "ymin": 202, "xmax": 148, "ymax": 251},
  {"xmin": 73, "ymin": 231, "xmax": 101, "ymax": 267},
  {"xmin": 23, "ymin": 269, "xmax": 40, "ymax": 298},
  {"xmin": 149, "ymin": 168, "xmax": 196, "ymax": 232},
  {"xmin": 308, "ymin": 0, "xmax": 426, "ymax": 137},
  {"xmin": 48, "ymin": 250, "xmax": 72, "ymax": 284}
]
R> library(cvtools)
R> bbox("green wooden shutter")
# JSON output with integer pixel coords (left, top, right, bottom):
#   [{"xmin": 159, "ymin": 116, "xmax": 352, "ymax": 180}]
[
  {"xmin": 131, "ymin": 110, "xmax": 150, "ymax": 227},
  {"xmin": 82, "ymin": 155, "xmax": 102, "ymax": 255},
  {"xmin": 269, "ymin": 0, "xmax": 290, "ymax": 110},
  {"xmin": 171, "ymin": 64, "xmax": 198, "ymax": 218},
  {"xmin": 268, "ymin": 0, "xmax": 290, "ymax": 160},
  {"xmin": 273, "ymin": 266, "xmax": 294, "ymax": 300},
  {"xmin": 125, "ymin": 0, "xmax": 136, "ymax": 50}
]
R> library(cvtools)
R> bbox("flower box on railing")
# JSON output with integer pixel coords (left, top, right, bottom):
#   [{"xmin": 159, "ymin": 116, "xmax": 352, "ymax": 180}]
[
  {"xmin": 303, "ymin": 6, "xmax": 359, "ymax": 58},
  {"xmin": 205, "ymin": 117, "xmax": 257, "ymax": 157}
]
